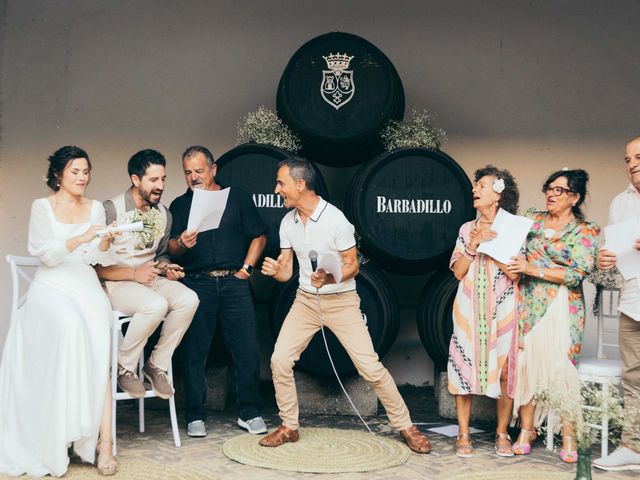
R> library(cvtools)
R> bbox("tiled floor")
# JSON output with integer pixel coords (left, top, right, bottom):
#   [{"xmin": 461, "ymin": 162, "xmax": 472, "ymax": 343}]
[{"xmin": 104, "ymin": 384, "xmax": 635, "ymax": 480}]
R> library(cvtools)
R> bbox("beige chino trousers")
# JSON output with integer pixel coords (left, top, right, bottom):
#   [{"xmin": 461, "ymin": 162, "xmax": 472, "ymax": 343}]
[
  {"xmin": 270, "ymin": 289, "xmax": 413, "ymax": 431},
  {"xmin": 620, "ymin": 312, "xmax": 640, "ymax": 451},
  {"xmin": 105, "ymin": 276, "xmax": 199, "ymax": 372}
]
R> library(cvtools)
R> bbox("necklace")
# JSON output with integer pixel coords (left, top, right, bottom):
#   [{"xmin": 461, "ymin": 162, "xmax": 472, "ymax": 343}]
[{"xmin": 477, "ymin": 218, "xmax": 493, "ymax": 224}]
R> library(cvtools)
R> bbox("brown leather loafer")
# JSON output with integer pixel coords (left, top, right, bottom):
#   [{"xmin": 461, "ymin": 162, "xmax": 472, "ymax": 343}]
[
  {"xmin": 400, "ymin": 425, "xmax": 432, "ymax": 454},
  {"xmin": 259, "ymin": 424, "xmax": 300, "ymax": 447}
]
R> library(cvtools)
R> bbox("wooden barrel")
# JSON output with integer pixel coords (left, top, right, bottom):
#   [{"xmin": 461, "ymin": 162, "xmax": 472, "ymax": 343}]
[
  {"xmin": 277, "ymin": 32, "xmax": 404, "ymax": 167},
  {"xmin": 344, "ymin": 147, "xmax": 474, "ymax": 274},
  {"xmin": 416, "ymin": 270, "xmax": 458, "ymax": 370},
  {"xmin": 270, "ymin": 263, "xmax": 399, "ymax": 377},
  {"xmin": 216, "ymin": 143, "xmax": 328, "ymax": 259}
]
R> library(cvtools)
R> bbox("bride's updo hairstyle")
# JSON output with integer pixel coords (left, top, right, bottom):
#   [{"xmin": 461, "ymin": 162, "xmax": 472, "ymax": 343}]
[{"xmin": 45, "ymin": 146, "xmax": 91, "ymax": 191}]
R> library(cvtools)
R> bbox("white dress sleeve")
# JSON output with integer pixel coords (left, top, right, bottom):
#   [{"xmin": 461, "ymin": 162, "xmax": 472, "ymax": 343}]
[
  {"xmin": 27, "ymin": 199, "xmax": 71, "ymax": 266},
  {"xmin": 79, "ymin": 201, "xmax": 118, "ymax": 267}
]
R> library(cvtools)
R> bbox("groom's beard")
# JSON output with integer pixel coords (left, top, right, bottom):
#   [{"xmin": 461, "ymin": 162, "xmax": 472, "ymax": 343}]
[{"xmin": 139, "ymin": 186, "xmax": 163, "ymax": 206}]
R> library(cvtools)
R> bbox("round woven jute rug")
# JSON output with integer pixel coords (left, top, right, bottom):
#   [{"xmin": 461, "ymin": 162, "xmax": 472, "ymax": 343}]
[
  {"xmin": 443, "ymin": 470, "xmax": 573, "ymax": 480},
  {"xmin": 223, "ymin": 427, "xmax": 411, "ymax": 473}
]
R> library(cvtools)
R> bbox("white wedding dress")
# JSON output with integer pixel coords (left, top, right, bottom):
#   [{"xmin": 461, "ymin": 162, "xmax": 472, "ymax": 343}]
[{"xmin": 0, "ymin": 198, "xmax": 116, "ymax": 477}]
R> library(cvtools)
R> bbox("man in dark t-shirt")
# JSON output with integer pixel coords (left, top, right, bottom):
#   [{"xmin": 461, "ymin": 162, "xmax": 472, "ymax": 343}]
[{"xmin": 168, "ymin": 145, "xmax": 267, "ymax": 437}]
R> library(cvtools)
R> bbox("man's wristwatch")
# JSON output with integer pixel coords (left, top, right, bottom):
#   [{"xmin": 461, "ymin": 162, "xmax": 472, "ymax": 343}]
[{"xmin": 241, "ymin": 264, "xmax": 254, "ymax": 276}]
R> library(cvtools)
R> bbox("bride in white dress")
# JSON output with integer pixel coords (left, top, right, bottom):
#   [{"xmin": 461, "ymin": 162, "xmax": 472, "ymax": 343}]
[{"xmin": 0, "ymin": 146, "xmax": 118, "ymax": 477}]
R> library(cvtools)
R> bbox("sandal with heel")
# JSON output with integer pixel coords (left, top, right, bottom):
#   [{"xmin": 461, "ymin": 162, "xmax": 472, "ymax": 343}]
[
  {"xmin": 96, "ymin": 440, "xmax": 117, "ymax": 476},
  {"xmin": 455, "ymin": 432, "xmax": 475, "ymax": 458},
  {"xmin": 512, "ymin": 428, "xmax": 536, "ymax": 455},
  {"xmin": 559, "ymin": 435, "xmax": 578, "ymax": 464}
]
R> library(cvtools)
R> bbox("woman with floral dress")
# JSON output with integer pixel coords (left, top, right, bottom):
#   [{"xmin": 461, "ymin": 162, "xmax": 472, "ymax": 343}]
[
  {"xmin": 508, "ymin": 169, "xmax": 600, "ymax": 463},
  {"xmin": 448, "ymin": 166, "xmax": 520, "ymax": 458}
]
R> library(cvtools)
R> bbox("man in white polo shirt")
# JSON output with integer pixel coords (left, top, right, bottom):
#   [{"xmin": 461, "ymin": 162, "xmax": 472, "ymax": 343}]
[
  {"xmin": 259, "ymin": 157, "xmax": 432, "ymax": 454},
  {"xmin": 594, "ymin": 135, "xmax": 640, "ymax": 472}
]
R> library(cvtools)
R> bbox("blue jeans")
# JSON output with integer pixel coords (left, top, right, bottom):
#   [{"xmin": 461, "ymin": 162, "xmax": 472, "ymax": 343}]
[{"xmin": 180, "ymin": 275, "xmax": 262, "ymax": 423}]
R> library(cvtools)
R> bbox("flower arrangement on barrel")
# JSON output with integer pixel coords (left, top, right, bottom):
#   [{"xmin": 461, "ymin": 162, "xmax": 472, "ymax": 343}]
[{"xmin": 237, "ymin": 105, "xmax": 301, "ymax": 153}]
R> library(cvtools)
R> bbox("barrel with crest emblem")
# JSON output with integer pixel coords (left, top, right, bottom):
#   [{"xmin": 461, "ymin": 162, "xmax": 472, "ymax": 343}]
[
  {"xmin": 277, "ymin": 32, "xmax": 404, "ymax": 167},
  {"xmin": 345, "ymin": 147, "xmax": 474, "ymax": 274},
  {"xmin": 215, "ymin": 143, "xmax": 328, "ymax": 259}
]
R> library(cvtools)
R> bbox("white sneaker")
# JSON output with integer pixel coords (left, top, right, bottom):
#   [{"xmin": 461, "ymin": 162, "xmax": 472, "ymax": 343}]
[
  {"xmin": 187, "ymin": 420, "xmax": 207, "ymax": 437},
  {"xmin": 593, "ymin": 446, "xmax": 640, "ymax": 471},
  {"xmin": 238, "ymin": 416, "xmax": 267, "ymax": 435}
]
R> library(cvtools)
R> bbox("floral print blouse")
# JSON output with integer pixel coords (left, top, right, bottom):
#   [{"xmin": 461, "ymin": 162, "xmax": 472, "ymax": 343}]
[{"xmin": 518, "ymin": 208, "xmax": 600, "ymax": 365}]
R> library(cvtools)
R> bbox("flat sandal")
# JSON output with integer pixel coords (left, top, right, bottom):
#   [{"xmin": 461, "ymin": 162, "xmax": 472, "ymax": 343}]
[
  {"xmin": 495, "ymin": 432, "xmax": 514, "ymax": 457},
  {"xmin": 455, "ymin": 432, "xmax": 475, "ymax": 458}
]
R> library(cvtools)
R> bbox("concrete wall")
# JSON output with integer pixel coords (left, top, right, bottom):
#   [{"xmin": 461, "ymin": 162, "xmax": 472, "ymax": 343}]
[{"xmin": 1, "ymin": 0, "xmax": 637, "ymax": 385}]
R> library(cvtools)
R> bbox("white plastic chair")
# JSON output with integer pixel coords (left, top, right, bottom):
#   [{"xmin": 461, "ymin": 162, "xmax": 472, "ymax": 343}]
[
  {"xmin": 546, "ymin": 288, "xmax": 622, "ymax": 457},
  {"xmin": 111, "ymin": 312, "xmax": 181, "ymax": 454},
  {"xmin": 6, "ymin": 255, "xmax": 39, "ymax": 327}
]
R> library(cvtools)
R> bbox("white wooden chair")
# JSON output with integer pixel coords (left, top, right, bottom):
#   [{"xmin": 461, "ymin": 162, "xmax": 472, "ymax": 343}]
[
  {"xmin": 6, "ymin": 255, "xmax": 182, "ymax": 455},
  {"xmin": 577, "ymin": 288, "xmax": 621, "ymax": 457},
  {"xmin": 110, "ymin": 312, "xmax": 181, "ymax": 454},
  {"xmin": 546, "ymin": 288, "xmax": 622, "ymax": 457}
]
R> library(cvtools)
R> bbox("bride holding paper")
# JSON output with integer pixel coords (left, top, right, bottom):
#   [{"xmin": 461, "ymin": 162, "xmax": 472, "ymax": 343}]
[
  {"xmin": 447, "ymin": 165, "xmax": 522, "ymax": 459},
  {"xmin": 0, "ymin": 147, "xmax": 118, "ymax": 476}
]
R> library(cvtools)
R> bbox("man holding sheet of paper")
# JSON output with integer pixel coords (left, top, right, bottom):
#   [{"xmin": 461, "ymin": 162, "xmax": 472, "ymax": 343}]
[
  {"xmin": 259, "ymin": 156, "xmax": 432, "ymax": 454},
  {"xmin": 168, "ymin": 146, "xmax": 268, "ymax": 438},
  {"xmin": 594, "ymin": 136, "xmax": 640, "ymax": 472}
]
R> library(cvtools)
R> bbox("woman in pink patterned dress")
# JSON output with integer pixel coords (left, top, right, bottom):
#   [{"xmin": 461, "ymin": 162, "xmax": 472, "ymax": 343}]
[{"xmin": 448, "ymin": 166, "xmax": 520, "ymax": 458}]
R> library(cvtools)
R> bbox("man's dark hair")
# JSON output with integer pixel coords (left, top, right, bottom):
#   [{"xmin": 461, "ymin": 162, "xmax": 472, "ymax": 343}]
[
  {"xmin": 542, "ymin": 169, "xmax": 589, "ymax": 220},
  {"xmin": 277, "ymin": 156, "xmax": 316, "ymax": 192},
  {"xmin": 127, "ymin": 149, "xmax": 166, "ymax": 179},
  {"xmin": 474, "ymin": 165, "xmax": 519, "ymax": 214},
  {"xmin": 182, "ymin": 145, "xmax": 215, "ymax": 167},
  {"xmin": 46, "ymin": 146, "xmax": 91, "ymax": 191}
]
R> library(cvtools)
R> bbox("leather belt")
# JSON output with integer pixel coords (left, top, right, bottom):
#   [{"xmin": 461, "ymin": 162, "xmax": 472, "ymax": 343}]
[{"xmin": 202, "ymin": 268, "xmax": 238, "ymax": 278}]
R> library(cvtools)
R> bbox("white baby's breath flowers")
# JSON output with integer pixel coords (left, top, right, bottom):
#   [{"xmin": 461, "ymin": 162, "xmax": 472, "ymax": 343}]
[
  {"xmin": 536, "ymin": 379, "xmax": 632, "ymax": 449},
  {"xmin": 380, "ymin": 108, "xmax": 446, "ymax": 151},
  {"xmin": 492, "ymin": 178, "xmax": 505, "ymax": 194},
  {"xmin": 132, "ymin": 208, "xmax": 164, "ymax": 250},
  {"xmin": 237, "ymin": 106, "xmax": 301, "ymax": 153}
]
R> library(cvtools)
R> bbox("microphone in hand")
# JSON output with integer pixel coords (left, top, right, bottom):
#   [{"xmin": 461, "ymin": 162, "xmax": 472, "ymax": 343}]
[{"xmin": 309, "ymin": 250, "xmax": 318, "ymax": 272}]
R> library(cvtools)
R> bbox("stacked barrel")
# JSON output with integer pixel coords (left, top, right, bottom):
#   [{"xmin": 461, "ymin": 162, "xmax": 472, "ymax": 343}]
[{"xmin": 217, "ymin": 32, "xmax": 473, "ymax": 376}]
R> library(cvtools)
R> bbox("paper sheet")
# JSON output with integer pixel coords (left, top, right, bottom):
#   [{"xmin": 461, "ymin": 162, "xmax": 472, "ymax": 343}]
[
  {"xmin": 187, "ymin": 187, "xmax": 230, "ymax": 233},
  {"xmin": 426, "ymin": 425, "xmax": 484, "ymax": 438},
  {"xmin": 477, "ymin": 208, "xmax": 533, "ymax": 264},
  {"xmin": 96, "ymin": 221, "xmax": 144, "ymax": 237},
  {"xmin": 318, "ymin": 252, "xmax": 343, "ymax": 283},
  {"xmin": 604, "ymin": 219, "xmax": 640, "ymax": 280}
]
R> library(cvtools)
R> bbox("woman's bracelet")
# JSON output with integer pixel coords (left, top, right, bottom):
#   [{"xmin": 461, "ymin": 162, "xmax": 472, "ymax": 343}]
[{"xmin": 177, "ymin": 237, "xmax": 187, "ymax": 249}]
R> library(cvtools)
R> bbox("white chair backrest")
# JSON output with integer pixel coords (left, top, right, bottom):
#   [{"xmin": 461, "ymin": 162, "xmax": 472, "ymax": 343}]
[
  {"xmin": 6, "ymin": 255, "xmax": 39, "ymax": 328},
  {"xmin": 596, "ymin": 288, "xmax": 620, "ymax": 359}
]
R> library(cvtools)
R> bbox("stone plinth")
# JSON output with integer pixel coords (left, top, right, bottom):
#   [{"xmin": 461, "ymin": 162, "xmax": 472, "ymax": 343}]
[{"xmin": 435, "ymin": 371, "xmax": 497, "ymax": 422}]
